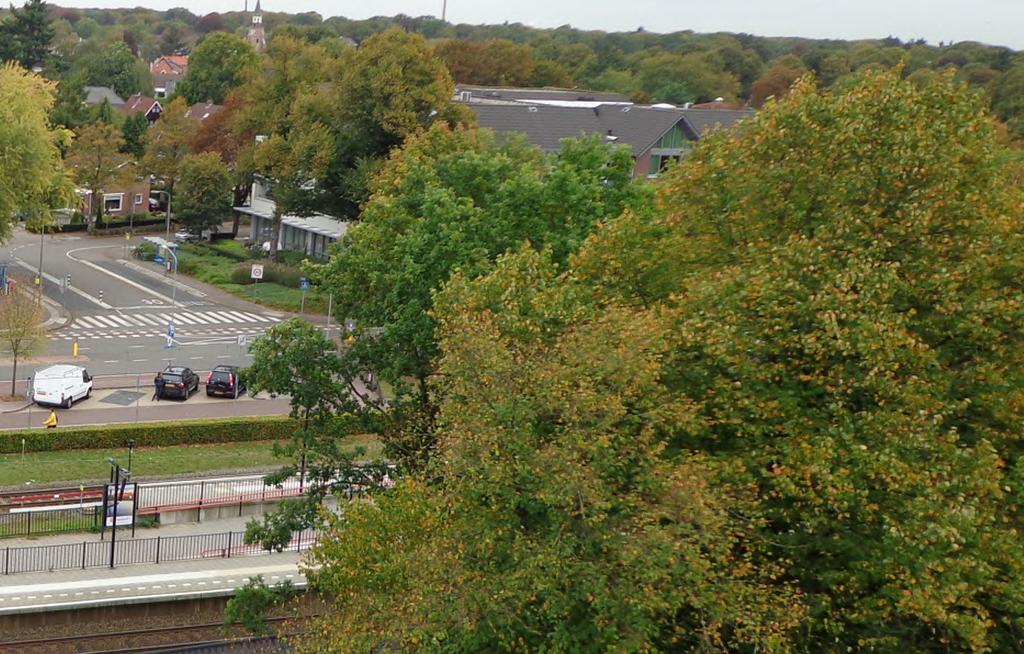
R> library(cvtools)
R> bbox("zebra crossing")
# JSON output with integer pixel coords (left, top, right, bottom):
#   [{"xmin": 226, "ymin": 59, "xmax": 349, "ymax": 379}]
[
  {"xmin": 58, "ymin": 310, "xmax": 283, "ymax": 340},
  {"xmin": 73, "ymin": 310, "xmax": 279, "ymax": 330}
]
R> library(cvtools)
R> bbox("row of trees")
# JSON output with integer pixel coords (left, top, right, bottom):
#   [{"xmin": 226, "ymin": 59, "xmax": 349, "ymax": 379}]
[
  {"xmin": 234, "ymin": 67, "xmax": 1024, "ymax": 651},
  {"xmin": 6, "ymin": 2, "xmax": 1024, "ymax": 134}
]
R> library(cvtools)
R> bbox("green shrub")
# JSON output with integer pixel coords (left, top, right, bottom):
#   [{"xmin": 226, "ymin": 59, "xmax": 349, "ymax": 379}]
[
  {"xmin": 135, "ymin": 242, "xmax": 157, "ymax": 261},
  {"xmin": 208, "ymin": 239, "xmax": 251, "ymax": 261},
  {"xmin": 0, "ymin": 415, "xmax": 363, "ymax": 453},
  {"xmin": 230, "ymin": 261, "xmax": 303, "ymax": 287}
]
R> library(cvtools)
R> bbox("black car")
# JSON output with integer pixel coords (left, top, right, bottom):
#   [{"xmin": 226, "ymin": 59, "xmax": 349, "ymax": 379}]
[
  {"xmin": 158, "ymin": 366, "xmax": 199, "ymax": 400},
  {"xmin": 206, "ymin": 365, "xmax": 245, "ymax": 398}
]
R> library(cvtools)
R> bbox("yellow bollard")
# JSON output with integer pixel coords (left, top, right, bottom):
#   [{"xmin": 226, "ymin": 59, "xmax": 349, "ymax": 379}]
[{"xmin": 72, "ymin": 340, "xmax": 78, "ymax": 358}]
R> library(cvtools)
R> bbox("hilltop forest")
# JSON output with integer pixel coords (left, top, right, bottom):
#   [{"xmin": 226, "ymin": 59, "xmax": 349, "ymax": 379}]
[{"xmin": 3, "ymin": 1, "xmax": 1024, "ymax": 136}]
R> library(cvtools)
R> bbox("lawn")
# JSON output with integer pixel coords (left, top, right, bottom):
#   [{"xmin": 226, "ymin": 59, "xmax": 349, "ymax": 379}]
[
  {"xmin": 171, "ymin": 241, "xmax": 323, "ymax": 313},
  {"xmin": 0, "ymin": 433, "xmax": 382, "ymax": 487}
]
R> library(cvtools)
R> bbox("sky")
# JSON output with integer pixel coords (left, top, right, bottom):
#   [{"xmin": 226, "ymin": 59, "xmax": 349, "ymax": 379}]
[{"xmin": 56, "ymin": 0, "xmax": 1024, "ymax": 51}]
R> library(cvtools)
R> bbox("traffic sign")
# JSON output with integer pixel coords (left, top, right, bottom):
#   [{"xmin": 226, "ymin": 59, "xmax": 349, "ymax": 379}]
[
  {"xmin": 237, "ymin": 334, "xmax": 248, "ymax": 346},
  {"xmin": 250, "ymin": 264, "xmax": 264, "ymax": 280},
  {"xmin": 299, "ymin": 277, "xmax": 310, "ymax": 290}
]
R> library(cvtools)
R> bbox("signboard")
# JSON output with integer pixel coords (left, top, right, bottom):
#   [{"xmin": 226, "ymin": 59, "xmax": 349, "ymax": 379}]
[
  {"xmin": 237, "ymin": 334, "xmax": 249, "ymax": 346},
  {"xmin": 250, "ymin": 264, "xmax": 264, "ymax": 280},
  {"xmin": 299, "ymin": 277, "xmax": 310, "ymax": 290},
  {"xmin": 103, "ymin": 481, "xmax": 137, "ymax": 527}
]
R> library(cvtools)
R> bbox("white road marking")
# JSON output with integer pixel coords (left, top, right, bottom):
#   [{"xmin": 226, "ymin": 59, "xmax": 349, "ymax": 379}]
[
  {"xmin": 90, "ymin": 315, "xmax": 121, "ymax": 328},
  {"xmin": 11, "ymin": 259, "xmax": 111, "ymax": 309},
  {"xmin": 103, "ymin": 360, "xmax": 119, "ymax": 363},
  {"xmin": 66, "ymin": 245, "xmax": 177, "ymax": 305},
  {"xmin": 181, "ymin": 312, "xmax": 213, "ymax": 324},
  {"xmin": 106, "ymin": 315, "xmax": 134, "ymax": 327}
]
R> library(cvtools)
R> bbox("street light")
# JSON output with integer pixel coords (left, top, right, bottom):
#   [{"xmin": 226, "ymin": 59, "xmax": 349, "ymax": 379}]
[
  {"xmin": 104, "ymin": 457, "xmax": 130, "ymax": 569},
  {"xmin": 160, "ymin": 244, "xmax": 179, "ymax": 344},
  {"xmin": 154, "ymin": 189, "xmax": 172, "ymax": 240}
]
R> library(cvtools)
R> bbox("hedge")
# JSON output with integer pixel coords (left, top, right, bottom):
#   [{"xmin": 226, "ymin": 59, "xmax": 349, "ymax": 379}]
[{"xmin": 0, "ymin": 415, "xmax": 363, "ymax": 453}]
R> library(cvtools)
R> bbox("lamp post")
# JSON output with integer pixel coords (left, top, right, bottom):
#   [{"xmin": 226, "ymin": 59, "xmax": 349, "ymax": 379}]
[
  {"xmin": 154, "ymin": 189, "xmax": 172, "ymax": 240},
  {"xmin": 104, "ymin": 457, "xmax": 130, "ymax": 568},
  {"xmin": 160, "ymin": 244, "xmax": 178, "ymax": 346}
]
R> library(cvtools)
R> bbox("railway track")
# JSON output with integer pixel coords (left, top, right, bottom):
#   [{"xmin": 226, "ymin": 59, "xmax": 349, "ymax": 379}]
[{"xmin": 0, "ymin": 617, "xmax": 299, "ymax": 654}]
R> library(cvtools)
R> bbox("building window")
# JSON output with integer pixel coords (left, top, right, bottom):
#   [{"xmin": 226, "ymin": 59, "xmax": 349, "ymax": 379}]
[
  {"xmin": 104, "ymin": 194, "xmax": 123, "ymax": 213},
  {"xmin": 134, "ymin": 193, "xmax": 144, "ymax": 205}
]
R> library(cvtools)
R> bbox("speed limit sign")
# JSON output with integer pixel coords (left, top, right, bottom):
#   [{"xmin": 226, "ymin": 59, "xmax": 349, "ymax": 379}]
[{"xmin": 250, "ymin": 264, "xmax": 264, "ymax": 280}]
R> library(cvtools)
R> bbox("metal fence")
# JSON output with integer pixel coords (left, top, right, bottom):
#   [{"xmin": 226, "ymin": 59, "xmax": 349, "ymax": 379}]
[
  {"xmin": 0, "ymin": 505, "xmax": 101, "ymax": 538},
  {"xmin": 136, "ymin": 473, "xmax": 304, "ymax": 516},
  {"xmin": 1, "ymin": 528, "xmax": 317, "ymax": 575},
  {"xmin": 0, "ymin": 473, "xmax": 305, "ymax": 539}
]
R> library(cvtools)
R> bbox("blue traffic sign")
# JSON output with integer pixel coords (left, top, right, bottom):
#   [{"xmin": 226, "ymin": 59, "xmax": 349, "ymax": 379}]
[{"xmin": 299, "ymin": 277, "xmax": 310, "ymax": 290}]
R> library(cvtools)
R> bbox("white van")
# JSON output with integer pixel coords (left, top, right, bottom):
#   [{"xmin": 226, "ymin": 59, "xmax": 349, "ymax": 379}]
[{"xmin": 32, "ymin": 365, "xmax": 93, "ymax": 408}]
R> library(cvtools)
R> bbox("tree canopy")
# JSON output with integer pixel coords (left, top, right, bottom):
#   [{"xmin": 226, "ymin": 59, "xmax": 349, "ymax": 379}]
[
  {"xmin": 176, "ymin": 32, "xmax": 260, "ymax": 105},
  {"xmin": 0, "ymin": 63, "xmax": 71, "ymax": 242},
  {"xmin": 300, "ymin": 68, "xmax": 1024, "ymax": 653}
]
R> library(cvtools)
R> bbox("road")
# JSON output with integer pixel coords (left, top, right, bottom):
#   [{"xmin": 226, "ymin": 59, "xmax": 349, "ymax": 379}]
[
  {"xmin": 0, "ymin": 382, "xmax": 292, "ymax": 430},
  {"xmin": 0, "ymin": 227, "xmax": 296, "ymax": 379}
]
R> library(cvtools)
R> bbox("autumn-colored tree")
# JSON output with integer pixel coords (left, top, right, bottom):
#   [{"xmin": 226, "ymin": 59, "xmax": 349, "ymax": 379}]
[
  {"xmin": 434, "ymin": 38, "xmax": 538, "ymax": 86},
  {"xmin": 299, "ymin": 67, "xmax": 1024, "ymax": 653},
  {"xmin": 192, "ymin": 91, "xmax": 256, "ymax": 232},
  {"xmin": 141, "ymin": 97, "xmax": 196, "ymax": 203},
  {"xmin": 65, "ymin": 122, "xmax": 132, "ymax": 226},
  {"xmin": 748, "ymin": 54, "xmax": 808, "ymax": 107},
  {"xmin": 0, "ymin": 289, "xmax": 46, "ymax": 396},
  {"xmin": 0, "ymin": 64, "xmax": 71, "ymax": 242},
  {"xmin": 575, "ymin": 68, "xmax": 1024, "ymax": 651}
]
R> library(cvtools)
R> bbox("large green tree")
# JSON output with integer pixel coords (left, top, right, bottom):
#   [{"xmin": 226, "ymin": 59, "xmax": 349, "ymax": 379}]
[
  {"xmin": 314, "ymin": 125, "xmax": 652, "ymax": 465},
  {"xmin": 0, "ymin": 0, "xmax": 54, "ymax": 68},
  {"xmin": 0, "ymin": 63, "xmax": 71, "ymax": 242},
  {"xmin": 300, "ymin": 68, "xmax": 1024, "ymax": 652},
  {"xmin": 176, "ymin": 32, "xmax": 259, "ymax": 105},
  {"xmin": 175, "ymin": 152, "xmax": 231, "ymax": 235}
]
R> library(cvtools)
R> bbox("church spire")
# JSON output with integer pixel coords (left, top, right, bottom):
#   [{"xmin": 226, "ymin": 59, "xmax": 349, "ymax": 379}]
[{"xmin": 246, "ymin": 0, "xmax": 266, "ymax": 51}]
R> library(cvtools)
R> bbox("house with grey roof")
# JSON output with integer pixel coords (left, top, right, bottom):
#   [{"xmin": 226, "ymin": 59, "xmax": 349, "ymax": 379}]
[
  {"xmin": 468, "ymin": 102, "xmax": 755, "ymax": 178},
  {"xmin": 83, "ymin": 86, "xmax": 125, "ymax": 108}
]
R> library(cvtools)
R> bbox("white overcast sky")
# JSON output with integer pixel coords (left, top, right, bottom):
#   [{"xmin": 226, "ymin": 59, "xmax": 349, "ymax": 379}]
[{"xmin": 57, "ymin": 0, "xmax": 1024, "ymax": 50}]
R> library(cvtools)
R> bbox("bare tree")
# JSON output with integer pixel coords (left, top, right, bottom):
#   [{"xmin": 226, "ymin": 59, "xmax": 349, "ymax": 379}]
[{"xmin": 0, "ymin": 290, "xmax": 46, "ymax": 396}]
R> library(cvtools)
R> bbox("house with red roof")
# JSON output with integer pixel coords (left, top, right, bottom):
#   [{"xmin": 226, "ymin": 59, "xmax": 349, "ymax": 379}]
[{"xmin": 151, "ymin": 54, "xmax": 189, "ymax": 99}]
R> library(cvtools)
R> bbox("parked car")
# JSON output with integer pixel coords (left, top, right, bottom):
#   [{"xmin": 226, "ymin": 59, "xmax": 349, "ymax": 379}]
[
  {"xmin": 32, "ymin": 364, "xmax": 93, "ymax": 408},
  {"xmin": 158, "ymin": 366, "xmax": 199, "ymax": 400},
  {"xmin": 206, "ymin": 365, "xmax": 245, "ymax": 398},
  {"xmin": 173, "ymin": 229, "xmax": 199, "ymax": 243}
]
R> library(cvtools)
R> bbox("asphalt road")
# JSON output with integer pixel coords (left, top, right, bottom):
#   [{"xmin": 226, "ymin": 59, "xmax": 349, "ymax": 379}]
[{"xmin": 0, "ymin": 228, "xmax": 294, "ymax": 379}]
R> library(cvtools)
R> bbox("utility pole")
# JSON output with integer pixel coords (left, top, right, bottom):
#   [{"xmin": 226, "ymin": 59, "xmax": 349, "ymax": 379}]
[{"xmin": 442, "ymin": 0, "xmax": 447, "ymax": 21}]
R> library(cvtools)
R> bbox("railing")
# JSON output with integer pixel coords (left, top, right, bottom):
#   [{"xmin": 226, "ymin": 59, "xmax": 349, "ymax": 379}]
[
  {"xmin": 136, "ymin": 473, "xmax": 304, "ymax": 516},
  {"xmin": 0, "ymin": 505, "xmax": 101, "ymax": 538},
  {"xmin": 1, "ymin": 528, "xmax": 317, "ymax": 575},
  {"xmin": 0, "ymin": 473, "xmax": 305, "ymax": 539}
]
